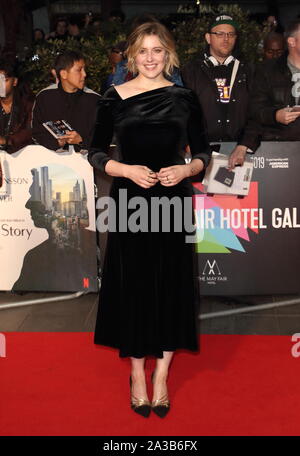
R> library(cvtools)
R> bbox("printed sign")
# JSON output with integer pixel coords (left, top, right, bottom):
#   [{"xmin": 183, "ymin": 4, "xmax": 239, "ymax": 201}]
[
  {"xmin": 194, "ymin": 142, "xmax": 300, "ymax": 295},
  {"xmin": 0, "ymin": 146, "xmax": 98, "ymax": 292}
]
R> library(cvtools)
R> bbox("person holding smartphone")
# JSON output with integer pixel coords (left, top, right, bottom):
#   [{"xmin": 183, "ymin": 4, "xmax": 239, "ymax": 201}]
[{"xmin": 250, "ymin": 19, "xmax": 300, "ymax": 140}]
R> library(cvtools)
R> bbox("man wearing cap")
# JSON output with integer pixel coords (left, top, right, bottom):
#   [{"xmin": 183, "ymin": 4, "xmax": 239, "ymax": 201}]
[
  {"xmin": 249, "ymin": 19, "xmax": 300, "ymax": 140},
  {"xmin": 182, "ymin": 15, "xmax": 260, "ymax": 169}
]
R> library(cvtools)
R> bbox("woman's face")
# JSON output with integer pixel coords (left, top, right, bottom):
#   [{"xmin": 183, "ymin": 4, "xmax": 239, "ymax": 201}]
[{"xmin": 134, "ymin": 34, "xmax": 167, "ymax": 79}]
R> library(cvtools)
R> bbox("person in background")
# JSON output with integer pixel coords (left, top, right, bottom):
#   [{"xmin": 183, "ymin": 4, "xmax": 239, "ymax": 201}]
[
  {"xmin": 263, "ymin": 32, "xmax": 285, "ymax": 60},
  {"xmin": 0, "ymin": 59, "xmax": 33, "ymax": 153},
  {"xmin": 46, "ymin": 17, "xmax": 69, "ymax": 41},
  {"xmin": 263, "ymin": 14, "xmax": 284, "ymax": 34},
  {"xmin": 182, "ymin": 14, "xmax": 261, "ymax": 169},
  {"xmin": 68, "ymin": 15, "xmax": 83, "ymax": 40},
  {"xmin": 100, "ymin": 41, "xmax": 126, "ymax": 94},
  {"xmin": 109, "ymin": 9, "xmax": 126, "ymax": 24},
  {"xmin": 250, "ymin": 19, "xmax": 300, "ymax": 140},
  {"xmin": 82, "ymin": 13, "xmax": 102, "ymax": 38},
  {"xmin": 33, "ymin": 28, "xmax": 45, "ymax": 44},
  {"xmin": 32, "ymin": 50, "xmax": 100, "ymax": 153}
]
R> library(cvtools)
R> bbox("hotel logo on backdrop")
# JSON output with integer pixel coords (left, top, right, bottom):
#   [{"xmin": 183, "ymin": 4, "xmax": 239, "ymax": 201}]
[
  {"xmin": 201, "ymin": 259, "xmax": 227, "ymax": 285},
  {"xmin": 192, "ymin": 181, "xmax": 300, "ymax": 254}
]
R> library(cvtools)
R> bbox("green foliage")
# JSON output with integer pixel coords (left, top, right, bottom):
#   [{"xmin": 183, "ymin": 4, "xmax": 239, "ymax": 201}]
[
  {"xmin": 22, "ymin": 33, "xmax": 126, "ymax": 94},
  {"xmin": 21, "ymin": 4, "xmax": 266, "ymax": 94},
  {"xmin": 172, "ymin": 4, "xmax": 266, "ymax": 65}
]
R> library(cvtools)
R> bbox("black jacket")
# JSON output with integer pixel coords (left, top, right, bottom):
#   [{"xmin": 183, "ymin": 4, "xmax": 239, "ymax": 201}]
[
  {"xmin": 32, "ymin": 83, "xmax": 101, "ymax": 151},
  {"xmin": 0, "ymin": 90, "xmax": 34, "ymax": 153},
  {"xmin": 181, "ymin": 54, "xmax": 260, "ymax": 151},
  {"xmin": 250, "ymin": 52, "xmax": 300, "ymax": 140}
]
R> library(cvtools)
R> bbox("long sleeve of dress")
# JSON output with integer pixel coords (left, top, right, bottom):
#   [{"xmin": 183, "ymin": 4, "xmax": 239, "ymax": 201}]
[
  {"xmin": 187, "ymin": 90, "xmax": 211, "ymax": 169},
  {"xmin": 88, "ymin": 93, "xmax": 115, "ymax": 173}
]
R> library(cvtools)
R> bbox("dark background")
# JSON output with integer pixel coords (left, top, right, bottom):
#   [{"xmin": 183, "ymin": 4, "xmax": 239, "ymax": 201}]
[{"xmin": 1, "ymin": 0, "xmax": 300, "ymax": 59}]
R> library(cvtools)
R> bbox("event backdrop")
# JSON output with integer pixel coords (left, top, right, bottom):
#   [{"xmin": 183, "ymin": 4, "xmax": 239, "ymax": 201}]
[
  {"xmin": 194, "ymin": 142, "xmax": 300, "ymax": 295},
  {"xmin": 1, "ymin": 143, "xmax": 299, "ymax": 295},
  {"xmin": 0, "ymin": 146, "xmax": 98, "ymax": 292}
]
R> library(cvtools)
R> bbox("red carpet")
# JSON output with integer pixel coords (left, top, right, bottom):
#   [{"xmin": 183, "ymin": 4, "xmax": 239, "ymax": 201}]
[{"xmin": 0, "ymin": 333, "xmax": 300, "ymax": 436}]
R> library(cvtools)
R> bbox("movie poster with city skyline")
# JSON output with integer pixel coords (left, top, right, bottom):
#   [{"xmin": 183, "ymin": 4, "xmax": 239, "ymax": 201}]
[
  {"xmin": 0, "ymin": 146, "xmax": 98, "ymax": 292},
  {"xmin": 30, "ymin": 164, "xmax": 89, "ymax": 250}
]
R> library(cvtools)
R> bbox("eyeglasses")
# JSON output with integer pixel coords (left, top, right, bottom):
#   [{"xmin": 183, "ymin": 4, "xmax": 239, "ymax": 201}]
[{"xmin": 210, "ymin": 31, "xmax": 237, "ymax": 39}]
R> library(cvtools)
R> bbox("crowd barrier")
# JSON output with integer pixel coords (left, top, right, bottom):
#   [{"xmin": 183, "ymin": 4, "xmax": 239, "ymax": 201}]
[{"xmin": 1, "ymin": 142, "xmax": 299, "ymax": 296}]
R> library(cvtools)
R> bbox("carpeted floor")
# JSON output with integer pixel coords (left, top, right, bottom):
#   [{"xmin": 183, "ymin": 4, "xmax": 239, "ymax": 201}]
[{"xmin": 1, "ymin": 332, "xmax": 299, "ymax": 436}]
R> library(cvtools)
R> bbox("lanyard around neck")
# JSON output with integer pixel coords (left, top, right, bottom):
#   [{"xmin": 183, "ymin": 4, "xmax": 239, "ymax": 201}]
[{"xmin": 228, "ymin": 59, "xmax": 240, "ymax": 100}]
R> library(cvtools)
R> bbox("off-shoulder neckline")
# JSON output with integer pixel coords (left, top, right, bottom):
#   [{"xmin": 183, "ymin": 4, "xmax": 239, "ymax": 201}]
[{"xmin": 111, "ymin": 84, "xmax": 176, "ymax": 101}]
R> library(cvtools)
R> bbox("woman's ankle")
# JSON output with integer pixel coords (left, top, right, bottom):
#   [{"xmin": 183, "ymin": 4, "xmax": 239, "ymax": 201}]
[
  {"xmin": 131, "ymin": 371, "xmax": 146, "ymax": 381},
  {"xmin": 153, "ymin": 369, "xmax": 168, "ymax": 382}
]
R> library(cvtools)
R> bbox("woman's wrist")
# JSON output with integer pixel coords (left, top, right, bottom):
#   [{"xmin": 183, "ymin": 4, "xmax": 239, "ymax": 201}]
[
  {"xmin": 103, "ymin": 160, "xmax": 130, "ymax": 178},
  {"xmin": 122, "ymin": 163, "xmax": 132, "ymax": 179},
  {"xmin": 184, "ymin": 160, "xmax": 203, "ymax": 178}
]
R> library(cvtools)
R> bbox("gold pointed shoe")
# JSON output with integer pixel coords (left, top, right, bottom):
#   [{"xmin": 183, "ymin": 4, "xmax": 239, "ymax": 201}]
[
  {"xmin": 129, "ymin": 376, "xmax": 151, "ymax": 418},
  {"xmin": 151, "ymin": 371, "xmax": 170, "ymax": 418},
  {"xmin": 151, "ymin": 395, "xmax": 170, "ymax": 418}
]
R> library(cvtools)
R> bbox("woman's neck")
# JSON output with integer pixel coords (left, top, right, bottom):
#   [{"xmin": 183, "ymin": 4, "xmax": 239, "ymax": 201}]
[{"xmin": 133, "ymin": 74, "xmax": 172, "ymax": 90}]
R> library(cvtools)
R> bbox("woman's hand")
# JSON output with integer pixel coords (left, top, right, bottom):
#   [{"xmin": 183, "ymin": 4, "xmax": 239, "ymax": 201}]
[
  {"xmin": 125, "ymin": 165, "xmax": 159, "ymax": 189},
  {"xmin": 157, "ymin": 160, "xmax": 204, "ymax": 186},
  {"xmin": 157, "ymin": 165, "xmax": 189, "ymax": 186}
]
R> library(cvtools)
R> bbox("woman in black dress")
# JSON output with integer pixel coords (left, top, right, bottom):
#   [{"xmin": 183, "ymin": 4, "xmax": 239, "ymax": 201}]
[{"xmin": 88, "ymin": 21, "xmax": 211, "ymax": 418}]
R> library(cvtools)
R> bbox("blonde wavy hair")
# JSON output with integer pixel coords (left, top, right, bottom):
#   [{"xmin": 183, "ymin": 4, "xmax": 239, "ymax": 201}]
[{"xmin": 125, "ymin": 22, "xmax": 179, "ymax": 76}]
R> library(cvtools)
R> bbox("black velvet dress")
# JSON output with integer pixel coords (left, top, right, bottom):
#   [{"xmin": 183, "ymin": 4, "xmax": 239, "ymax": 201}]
[{"xmin": 88, "ymin": 85, "xmax": 211, "ymax": 358}]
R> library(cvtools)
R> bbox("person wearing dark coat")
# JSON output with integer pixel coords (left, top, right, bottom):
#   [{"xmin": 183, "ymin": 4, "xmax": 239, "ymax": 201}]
[
  {"xmin": 0, "ymin": 60, "xmax": 34, "ymax": 153},
  {"xmin": 182, "ymin": 15, "xmax": 261, "ymax": 169},
  {"xmin": 249, "ymin": 19, "xmax": 300, "ymax": 140},
  {"xmin": 32, "ymin": 51, "xmax": 100, "ymax": 153}
]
